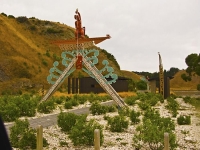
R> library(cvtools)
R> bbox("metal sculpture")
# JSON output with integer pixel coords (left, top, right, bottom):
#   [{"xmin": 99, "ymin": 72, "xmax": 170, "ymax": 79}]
[
  {"xmin": 41, "ymin": 9, "xmax": 126, "ymax": 108},
  {"xmin": 74, "ymin": 8, "xmax": 85, "ymax": 39}
]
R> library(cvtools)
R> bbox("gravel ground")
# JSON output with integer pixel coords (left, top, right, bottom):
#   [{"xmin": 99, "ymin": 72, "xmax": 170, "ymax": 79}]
[{"xmin": 36, "ymin": 98, "xmax": 200, "ymax": 150}]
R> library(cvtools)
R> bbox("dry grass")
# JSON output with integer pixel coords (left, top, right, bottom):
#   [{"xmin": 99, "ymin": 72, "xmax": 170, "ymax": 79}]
[
  {"xmin": 53, "ymin": 91, "xmax": 137, "ymax": 98},
  {"xmin": 170, "ymin": 70, "xmax": 200, "ymax": 90},
  {"xmin": 121, "ymin": 70, "xmax": 141, "ymax": 81}
]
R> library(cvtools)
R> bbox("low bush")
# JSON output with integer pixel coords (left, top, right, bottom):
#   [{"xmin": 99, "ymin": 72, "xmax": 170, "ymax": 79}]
[
  {"xmin": 10, "ymin": 119, "xmax": 48, "ymax": 149},
  {"xmin": 138, "ymin": 101, "xmax": 150, "ymax": 110},
  {"xmin": 90, "ymin": 101, "xmax": 107, "ymax": 115},
  {"xmin": 177, "ymin": 115, "xmax": 191, "ymax": 125},
  {"xmin": 0, "ymin": 94, "xmax": 38, "ymax": 122},
  {"xmin": 64, "ymin": 101, "xmax": 72, "ymax": 109},
  {"xmin": 37, "ymin": 99, "xmax": 55, "ymax": 114},
  {"xmin": 118, "ymin": 108, "xmax": 130, "ymax": 117},
  {"xmin": 166, "ymin": 97, "xmax": 179, "ymax": 117},
  {"xmin": 183, "ymin": 96, "xmax": 192, "ymax": 103},
  {"xmin": 124, "ymin": 96, "xmax": 137, "ymax": 105},
  {"xmin": 76, "ymin": 95, "xmax": 87, "ymax": 104},
  {"xmin": 54, "ymin": 97, "xmax": 63, "ymax": 104},
  {"xmin": 107, "ymin": 115, "xmax": 129, "ymax": 132},
  {"xmin": 71, "ymin": 98, "xmax": 79, "ymax": 106},
  {"xmin": 0, "ymin": 102, "xmax": 20, "ymax": 122},
  {"xmin": 107, "ymin": 105, "xmax": 117, "ymax": 112},
  {"xmin": 130, "ymin": 109, "xmax": 140, "ymax": 124},
  {"xmin": 133, "ymin": 108, "xmax": 177, "ymax": 150},
  {"xmin": 57, "ymin": 112, "xmax": 84, "ymax": 132},
  {"xmin": 69, "ymin": 118, "xmax": 103, "ymax": 146}
]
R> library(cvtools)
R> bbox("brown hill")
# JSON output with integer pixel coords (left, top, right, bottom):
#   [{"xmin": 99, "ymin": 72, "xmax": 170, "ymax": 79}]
[
  {"xmin": 121, "ymin": 70, "xmax": 141, "ymax": 81},
  {"xmin": 170, "ymin": 70, "xmax": 200, "ymax": 90},
  {"xmin": 0, "ymin": 14, "xmax": 139, "ymax": 94}
]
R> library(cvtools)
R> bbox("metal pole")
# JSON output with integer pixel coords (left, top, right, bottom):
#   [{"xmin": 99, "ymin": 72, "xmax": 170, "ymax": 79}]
[{"xmin": 94, "ymin": 129, "xmax": 100, "ymax": 150}]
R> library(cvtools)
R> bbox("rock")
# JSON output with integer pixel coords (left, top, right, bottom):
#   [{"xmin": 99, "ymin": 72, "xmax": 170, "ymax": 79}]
[{"xmin": 184, "ymin": 136, "xmax": 196, "ymax": 143}]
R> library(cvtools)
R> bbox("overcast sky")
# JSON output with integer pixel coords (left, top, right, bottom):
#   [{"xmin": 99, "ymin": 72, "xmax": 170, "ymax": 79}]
[{"xmin": 1, "ymin": 0, "xmax": 200, "ymax": 72}]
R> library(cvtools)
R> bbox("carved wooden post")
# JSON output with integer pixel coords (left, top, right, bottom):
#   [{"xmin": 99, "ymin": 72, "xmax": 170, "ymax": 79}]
[
  {"xmin": 164, "ymin": 132, "xmax": 169, "ymax": 150},
  {"xmin": 94, "ymin": 129, "xmax": 100, "ymax": 150},
  {"xmin": 37, "ymin": 125, "xmax": 43, "ymax": 150}
]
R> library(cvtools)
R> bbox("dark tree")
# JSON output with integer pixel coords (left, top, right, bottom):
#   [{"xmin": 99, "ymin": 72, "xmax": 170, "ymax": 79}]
[
  {"xmin": 181, "ymin": 53, "xmax": 200, "ymax": 82},
  {"xmin": 181, "ymin": 53, "xmax": 200, "ymax": 91}
]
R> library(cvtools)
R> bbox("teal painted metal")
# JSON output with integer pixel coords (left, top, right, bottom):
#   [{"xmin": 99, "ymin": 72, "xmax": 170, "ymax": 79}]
[
  {"xmin": 47, "ymin": 49, "xmax": 118, "ymax": 85},
  {"xmin": 47, "ymin": 61, "xmax": 76, "ymax": 84}
]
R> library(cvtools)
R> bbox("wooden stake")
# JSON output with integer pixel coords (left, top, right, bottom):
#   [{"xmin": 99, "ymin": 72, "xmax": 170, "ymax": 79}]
[
  {"xmin": 94, "ymin": 129, "xmax": 100, "ymax": 150},
  {"xmin": 164, "ymin": 132, "xmax": 169, "ymax": 150},
  {"xmin": 37, "ymin": 125, "xmax": 43, "ymax": 150}
]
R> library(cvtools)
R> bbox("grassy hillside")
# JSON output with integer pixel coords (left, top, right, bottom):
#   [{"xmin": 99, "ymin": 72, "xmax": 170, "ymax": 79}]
[
  {"xmin": 170, "ymin": 70, "xmax": 200, "ymax": 90},
  {"xmin": 0, "ymin": 14, "xmax": 140, "ymax": 94}
]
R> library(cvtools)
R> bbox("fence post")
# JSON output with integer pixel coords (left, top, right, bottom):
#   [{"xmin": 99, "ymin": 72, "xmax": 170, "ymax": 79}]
[
  {"xmin": 37, "ymin": 125, "xmax": 43, "ymax": 150},
  {"xmin": 164, "ymin": 132, "xmax": 169, "ymax": 150},
  {"xmin": 94, "ymin": 129, "xmax": 100, "ymax": 150}
]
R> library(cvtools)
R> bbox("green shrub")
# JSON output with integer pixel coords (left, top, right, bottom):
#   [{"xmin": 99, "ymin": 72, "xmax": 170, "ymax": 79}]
[
  {"xmin": 98, "ymin": 95, "xmax": 110, "ymax": 102},
  {"xmin": 71, "ymin": 98, "xmax": 79, "ymax": 106},
  {"xmin": 0, "ymin": 102, "xmax": 20, "ymax": 122},
  {"xmin": 107, "ymin": 105, "xmax": 117, "ymax": 112},
  {"xmin": 156, "ymin": 93, "xmax": 164, "ymax": 103},
  {"xmin": 78, "ymin": 95, "xmax": 87, "ymax": 104},
  {"xmin": 54, "ymin": 97, "xmax": 63, "ymax": 104},
  {"xmin": 128, "ymin": 79, "xmax": 136, "ymax": 91},
  {"xmin": 10, "ymin": 119, "xmax": 48, "ymax": 149},
  {"xmin": 87, "ymin": 93, "xmax": 104, "ymax": 103},
  {"xmin": 69, "ymin": 119, "xmax": 103, "ymax": 146},
  {"xmin": 103, "ymin": 115, "xmax": 110, "ymax": 120},
  {"xmin": 17, "ymin": 94, "xmax": 37, "ymax": 117},
  {"xmin": 133, "ymin": 108, "xmax": 177, "ymax": 150},
  {"xmin": 130, "ymin": 110, "xmax": 140, "ymax": 124},
  {"xmin": 138, "ymin": 101, "xmax": 150, "ymax": 110},
  {"xmin": 148, "ymin": 96, "xmax": 159, "ymax": 106},
  {"xmin": 107, "ymin": 115, "xmax": 129, "ymax": 132},
  {"xmin": 183, "ymin": 96, "xmax": 192, "ymax": 103},
  {"xmin": 64, "ymin": 101, "xmax": 72, "ymax": 109},
  {"xmin": 0, "ymin": 94, "xmax": 39, "ymax": 121},
  {"xmin": 90, "ymin": 101, "xmax": 107, "ymax": 115},
  {"xmin": 10, "ymin": 119, "xmax": 30, "ymax": 148},
  {"xmin": 136, "ymin": 80, "xmax": 147, "ymax": 90},
  {"xmin": 37, "ymin": 100, "xmax": 55, "ymax": 114},
  {"xmin": 65, "ymin": 96, "xmax": 71, "ymax": 101},
  {"xmin": 166, "ymin": 97, "xmax": 179, "ymax": 117},
  {"xmin": 57, "ymin": 112, "xmax": 81, "ymax": 132},
  {"xmin": 124, "ymin": 96, "xmax": 137, "ymax": 105},
  {"xmin": 177, "ymin": 115, "xmax": 191, "ymax": 125},
  {"xmin": 118, "ymin": 107, "xmax": 130, "ymax": 116}
]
